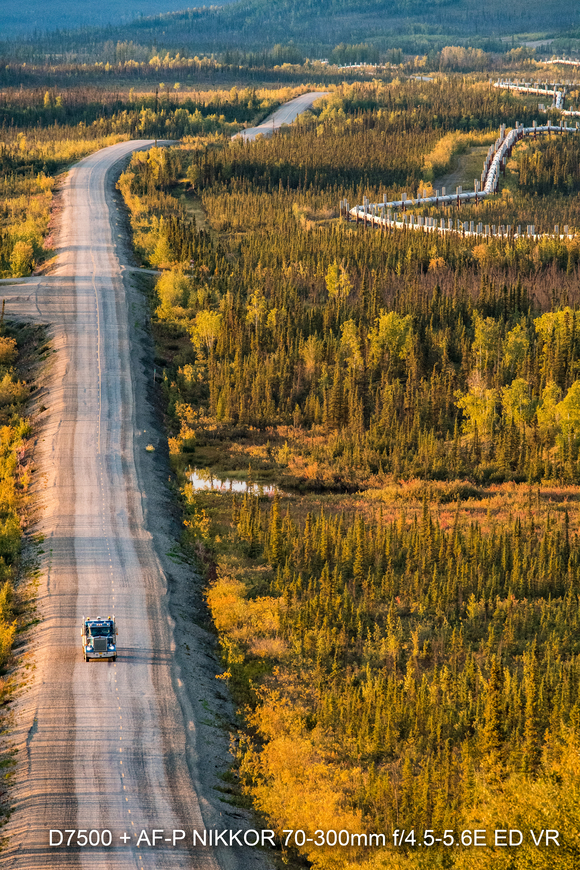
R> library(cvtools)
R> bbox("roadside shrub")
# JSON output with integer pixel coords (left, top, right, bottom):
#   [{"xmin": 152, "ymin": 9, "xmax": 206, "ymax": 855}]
[
  {"xmin": 9, "ymin": 241, "xmax": 34, "ymax": 277},
  {"xmin": 156, "ymin": 267, "xmax": 192, "ymax": 313},
  {"xmin": 0, "ymin": 582, "xmax": 13, "ymax": 622},
  {"xmin": 0, "ymin": 620, "xmax": 15, "ymax": 669},
  {"xmin": 0, "ymin": 373, "xmax": 28, "ymax": 407},
  {"xmin": 0, "ymin": 338, "xmax": 17, "ymax": 367}
]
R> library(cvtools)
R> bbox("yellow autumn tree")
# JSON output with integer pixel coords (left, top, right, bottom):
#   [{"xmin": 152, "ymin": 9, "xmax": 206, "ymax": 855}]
[{"xmin": 189, "ymin": 309, "xmax": 222, "ymax": 356}]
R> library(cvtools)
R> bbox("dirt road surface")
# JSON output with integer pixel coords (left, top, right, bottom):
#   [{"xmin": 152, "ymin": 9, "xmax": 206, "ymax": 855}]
[
  {"xmin": 0, "ymin": 141, "xmax": 258, "ymax": 870},
  {"xmin": 233, "ymin": 90, "xmax": 329, "ymax": 140}
]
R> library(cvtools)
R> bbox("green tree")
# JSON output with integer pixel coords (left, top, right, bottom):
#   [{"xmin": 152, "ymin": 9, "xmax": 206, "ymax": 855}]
[
  {"xmin": 536, "ymin": 381, "xmax": 562, "ymax": 440},
  {"xmin": 473, "ymin": 313, "xmax": 501, "ymax": 376},
  {"xmin": 340, "ymin": 320, "xmax": 363, "ymax": 371},
  {"xmin": 325, "ymin": 260, "xmax": 351, "ymax": 299},
  {"xmin": 502, "ymin": 378, "xmax": 535, "ymax": 428},
  {"xmin": 482, "ymin": 656, "xmax": 504, "ymax": 778},
  {"xmin": 554, "ymin": 380, "xmax": 580, "ymax": 441},
  {"xmin": 246, "ymin": 290, "xmax": 267, "ymax": 339},
  {"xmin": 456, "ymin": 374, "xmax": 496, "ymax": 437},
  {"xmin": 368, "ymin": 310, "xmax": 413, "ymax": 366},
  {"xmin": 504, "ymin": 323, "xmax": 529, "ymax": 374}
]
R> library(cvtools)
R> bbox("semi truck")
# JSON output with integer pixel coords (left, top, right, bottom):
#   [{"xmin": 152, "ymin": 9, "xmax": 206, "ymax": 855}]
[{"xmin": 82, "ymin": 616, "xmax": 117, "ymax": 662}]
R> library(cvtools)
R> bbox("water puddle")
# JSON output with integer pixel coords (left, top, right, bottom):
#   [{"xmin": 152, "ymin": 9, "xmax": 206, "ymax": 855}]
[{"xmin": 189, "ymin": 468, "xmax": 281, "ymax": 496}]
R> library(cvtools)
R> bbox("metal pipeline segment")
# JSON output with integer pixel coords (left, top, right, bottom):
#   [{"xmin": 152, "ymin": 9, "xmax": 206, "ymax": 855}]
[{"xmin": 349, "ymin": 91, "xmax": 580, "ymax": 234}]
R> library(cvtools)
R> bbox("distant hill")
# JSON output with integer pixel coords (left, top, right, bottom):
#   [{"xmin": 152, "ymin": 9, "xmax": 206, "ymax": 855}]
[
  {"xmin": 2, "ymin": 0, "xmax": 578, "ymax": 54},
  {"xmin": 0, "ymin": 0, "xmax": 234, "ymax": 38}
]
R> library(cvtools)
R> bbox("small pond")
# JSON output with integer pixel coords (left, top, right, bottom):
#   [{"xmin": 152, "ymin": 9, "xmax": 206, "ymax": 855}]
[{"xmin": 189, "ymin": 468, "xmax": 282, "ymax": 496}]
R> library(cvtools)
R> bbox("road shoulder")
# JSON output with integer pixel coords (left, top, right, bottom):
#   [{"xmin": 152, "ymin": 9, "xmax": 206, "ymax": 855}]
[{"xmin": 110, "ymin": 157, "xmax": 273, "ymax": 870}]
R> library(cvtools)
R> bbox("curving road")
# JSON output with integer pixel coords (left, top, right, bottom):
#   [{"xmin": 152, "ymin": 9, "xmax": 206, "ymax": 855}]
[
  {"xmin": 232, "ymin": 90, "xmax": 329, "ymax": 140},
  {"xmin": 0, "ymin": 141, "xmax": 229, "ymax": 870}
]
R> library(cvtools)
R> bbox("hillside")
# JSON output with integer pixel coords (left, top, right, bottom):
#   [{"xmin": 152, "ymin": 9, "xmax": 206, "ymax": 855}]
[
  {"xmin": 3, "ymin": 0, "xmax": 578, "ymax": 55},
  {"xmin": 0, "ymin": 0, "xmax": 233, "ymax": 38}
]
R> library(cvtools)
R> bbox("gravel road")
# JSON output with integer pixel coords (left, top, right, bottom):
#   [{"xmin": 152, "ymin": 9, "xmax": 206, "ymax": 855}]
[
  {"xmin": 0, "ymin": 141, "xmax": 259, "ymax": 870},
  {"xmin": 232, "ymin": 90, "xmax": 329, "ymax": 140}
]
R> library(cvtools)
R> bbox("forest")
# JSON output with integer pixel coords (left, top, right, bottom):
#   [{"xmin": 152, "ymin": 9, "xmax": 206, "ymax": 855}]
[
  {"xmin": 0, "ymin": 81, "xmax": 301, "ymax": 277},
  {"xmin": 0, "ymin": 0, "xmax": 228, "ymax": 39},
  {"xmin": 111, "ymin": 75, "xmax": 580, "ymax": 868},
  {"xmin": 2, "ymin": 0, "xmax": 576, "ymax": 62}
]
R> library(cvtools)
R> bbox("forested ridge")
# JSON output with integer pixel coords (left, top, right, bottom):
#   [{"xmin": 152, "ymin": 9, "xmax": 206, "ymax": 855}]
[
  {"xmin": 3, "ymin": 0, "xmax": 578, "ymax": 58},
  {"xmin": 117, "ymin": 77, "xmax": 580, "ymax": 869}
]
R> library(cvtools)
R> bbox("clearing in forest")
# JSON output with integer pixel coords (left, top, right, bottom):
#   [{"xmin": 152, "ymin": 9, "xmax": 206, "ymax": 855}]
[{"xmin": 434, "ymin": 144, "xmax": 490, "ymax": 191}]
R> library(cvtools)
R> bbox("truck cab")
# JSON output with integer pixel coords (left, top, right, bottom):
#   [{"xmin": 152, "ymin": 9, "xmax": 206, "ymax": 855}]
[{"xmin": 82, "ymin": 616, "xmax": 117, "ymax": 662}]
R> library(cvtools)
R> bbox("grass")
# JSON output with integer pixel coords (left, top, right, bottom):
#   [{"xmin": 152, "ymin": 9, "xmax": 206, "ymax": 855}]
[
  {"xmin": 177, "ymin": 187, "xmax": 219, "ymax": 244},
  {"xmin": 434, "ymin": 145, "xmax": 491, "ymax": 191}
]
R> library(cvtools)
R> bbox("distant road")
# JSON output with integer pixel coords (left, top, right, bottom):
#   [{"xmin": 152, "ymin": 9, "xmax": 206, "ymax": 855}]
[
  {"xmin": 0, "ymin": 141, "xmax": 223, "ymax": 870},
  {"xmin": 233, "ymin": 91, "xmax": 329, "ymax": 140}
]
